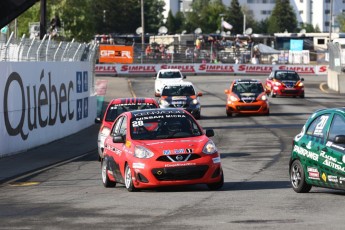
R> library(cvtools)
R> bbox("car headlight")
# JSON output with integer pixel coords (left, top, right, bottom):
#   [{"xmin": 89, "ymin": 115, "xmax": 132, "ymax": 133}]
[
  {"xmin": 134, "ymin": 146, "xmax": 154, "ymax": 158},
  {"xmin": 202, "ymin": 140, "xmax": 217, "ymax": 154},
  {"xmin": 274, "ymin": 82, "xmax": 281, "ymax": 86},
  {"xmin": 160, "ymin": 100, "xmax": 170, "ymax": 106},
  {"xmin": 260, "ymin": 95, "xmax": 267, "ymax": 101},
  {"xmin": 100, "ymin": 127, "xmax": 111, "ymax": 137},
  {"xmin": 297, "ymin": 82, "xmax": 304, "ymax": 87},
  {"xmin": 192, "ymin": 99, "xmax": 198, "ymax": 104},
  {"xmin": 230, "ymin": 95, "xmax": 238, "ymax": 102}
]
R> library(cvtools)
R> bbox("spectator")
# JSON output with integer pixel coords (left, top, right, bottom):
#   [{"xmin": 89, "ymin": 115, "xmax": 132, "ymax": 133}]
[
  {"xmin": 145, "ymin": 45, "xmax": 152, "ymax": 57},
  {"xmin": 185, "ymin": 47, "xmax": 192, "ymax": 59}
]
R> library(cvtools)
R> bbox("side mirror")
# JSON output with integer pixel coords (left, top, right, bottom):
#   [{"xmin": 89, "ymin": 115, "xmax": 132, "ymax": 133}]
[
  {"xmin": 334, "ymin": 135, "xmax": 345, "ymax": 144},
  {"xmin": 205, "ymin": 129, "xmax": 214, "ymax": 137},
  {"xmin": 95, "ymin": 117, "xmax": 101, "ymax": 124},
  {"xmin": 155, "ymin": 92, "xmax": 161, "ymax": 97},
  {"xmin": 153, "ymin": 76, "xmax": 157, "ymax": 80},
  {"xmin": 301, "ymin": 78, "xmax": 304, "ymax": 81},
  {"xmin": 113, "ymin": 135, "xmax": 125, "ymax": 143},
  {"xmin": 183, "ymin": 75, "xmax": 187, "ymax": 79},
  {"xmin": 197, "ymin": 92, "xmax": 203, "ymax": 96},
  {"xmin": 224, "ymin": 89, "xmax": 229, "ymax": 94}
]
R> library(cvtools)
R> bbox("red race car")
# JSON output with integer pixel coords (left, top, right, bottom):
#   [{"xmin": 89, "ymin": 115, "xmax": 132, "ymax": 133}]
[
  {"xmin": 95, "ymin": 98, "xmax": 159, "ymax": 161},
  {"xmin": 265, "ymin": 70, "xmax": 305, "ymax": 98},
  {"xmin": 101, "ymin": 108, "xmax": 224, "ymax": 191},
  {"xmin": 224, "ymin": 79, "xmax": 269, "ymax": 117}
]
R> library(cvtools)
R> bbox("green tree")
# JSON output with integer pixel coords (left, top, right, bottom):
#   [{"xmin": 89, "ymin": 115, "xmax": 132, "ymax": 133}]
[
  {"xmin": 174, "ymin": 11, "xmax": 185, "ymax": 34},
  {"xmin": 17, "ymin": 3, "xmax": 40, "ymax": 38},
  {"xmin": 226, "ymin": 0, "xmax": 243, "ymax": 35},
  {"xmin": 166, "ymin": 10, "xmax": 176, "ymax": 34},
  {"xmin": 268, "ymin": 0, "xmax": 297, "ymax": 34},
  {"xmin": 336, "ymin": 13, "xmax": 345, "ymax": 32}
]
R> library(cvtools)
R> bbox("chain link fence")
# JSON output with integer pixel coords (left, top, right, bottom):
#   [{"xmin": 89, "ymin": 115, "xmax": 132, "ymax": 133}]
[{"xmin": 0, "ymin": 32, "xmax": 98, "ymax": 62}]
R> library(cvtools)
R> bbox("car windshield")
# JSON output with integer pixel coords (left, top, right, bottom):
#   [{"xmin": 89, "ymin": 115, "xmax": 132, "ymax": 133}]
[
  {"xmin": 159, "ymin": 71, "xmax": 182, "ymax": 79},
  {"xmin": 232, "ymin": 81, "xmax": 264, "ymax": 94},
  {"xmin": 162, "ymin": 85, "xmax": 195, "ymax": 96},
  {"xmin": 130, "ymin": 116, "xmax": 202, "ymax": 140},
  {"xmin": 275, "ymin": 71, "xmax": 300, "ymax": 81},
  {"xmin": 104, "ymin": 103, "xmax": 158, "ymax": 122}
]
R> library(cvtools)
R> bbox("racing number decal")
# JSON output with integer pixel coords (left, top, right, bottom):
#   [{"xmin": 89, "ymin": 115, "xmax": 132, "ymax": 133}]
[
  {"xmin": 314, "ymin": 115, "xmax": 328, "ymax": 136},
  {"xmin": 132, "ymin": 121, "xmax": 144, "ymax": 127}
]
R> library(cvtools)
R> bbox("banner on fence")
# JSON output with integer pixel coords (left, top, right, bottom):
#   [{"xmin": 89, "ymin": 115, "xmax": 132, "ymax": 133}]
[{"xmin": 95, "ymin": 63, "xmax": 328, "ymax": 76}]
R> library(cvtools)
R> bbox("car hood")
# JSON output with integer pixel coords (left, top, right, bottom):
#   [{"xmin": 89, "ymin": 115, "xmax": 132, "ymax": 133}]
[
  {"xmin": 163, "ymin": 96, "xmax": 196, "ymax": 104},
  {"xmin": 235, "ymin": 92, "xmax": 261, "ymax": 102},
  {"xmin": 157, "ymin": 78, "xmax": 183, "ymax": 84},
  {"xmin": 280, "ymin": 80, "xmax": 297, "ymax": 88},
  {"xmin": 135, "ymin": 136, "xmax": 210, "ymax": 155}
]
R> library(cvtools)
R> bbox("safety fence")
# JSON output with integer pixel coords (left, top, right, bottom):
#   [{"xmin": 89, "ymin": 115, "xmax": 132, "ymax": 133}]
[
  {"xmin": 328, "ymin": 42, "xmax": 344, "ymax": 73},
  {"xmin": 0, "ymin": 32, "xmax": 98, "ymax": 62}
]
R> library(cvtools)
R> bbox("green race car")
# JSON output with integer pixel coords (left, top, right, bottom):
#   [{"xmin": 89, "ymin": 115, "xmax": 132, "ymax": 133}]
[{"xmin": 289, "ymin": 107, "xmax": 345, "ymax": 193}]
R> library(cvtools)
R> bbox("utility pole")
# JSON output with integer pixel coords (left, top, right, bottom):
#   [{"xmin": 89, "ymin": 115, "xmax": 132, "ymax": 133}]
[
  {"xmin": 141, "ymin": 0, "xmax": 145, "ymax": 62},
  {"xmin": 40, "ymin": 0, "xmax": 47, "ymax": 40},
  {"xmin": 329, "ymin": 0, "xmax": 333, "ymax": 41}
]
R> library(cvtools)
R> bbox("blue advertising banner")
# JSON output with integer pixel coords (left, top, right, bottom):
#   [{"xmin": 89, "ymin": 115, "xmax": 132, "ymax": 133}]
[{"xmin": 290, "ymin": 39, "xmax": 303, "ymax": 51}]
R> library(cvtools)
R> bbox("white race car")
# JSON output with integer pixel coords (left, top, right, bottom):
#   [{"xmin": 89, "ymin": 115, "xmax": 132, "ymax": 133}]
[{"xmin": 154, "ymin": 69, "xmax": 186, "ymax": 94}]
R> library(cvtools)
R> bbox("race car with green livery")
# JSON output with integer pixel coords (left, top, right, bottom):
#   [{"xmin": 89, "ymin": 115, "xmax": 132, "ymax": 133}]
[{"xmin": 289, "ymin": 107, "xmax": 345, "ymax": 193}]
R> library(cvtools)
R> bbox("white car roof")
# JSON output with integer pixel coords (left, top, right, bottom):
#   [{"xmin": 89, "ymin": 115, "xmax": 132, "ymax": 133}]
[{"xmin": 158, "ymin": 69, "xmax": 182, "ymax": 73}]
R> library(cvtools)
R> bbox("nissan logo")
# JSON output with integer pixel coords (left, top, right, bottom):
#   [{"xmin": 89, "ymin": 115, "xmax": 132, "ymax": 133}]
[{"xmin": 176, "ymin": 155, "xmax": 183, "ymax": 161}]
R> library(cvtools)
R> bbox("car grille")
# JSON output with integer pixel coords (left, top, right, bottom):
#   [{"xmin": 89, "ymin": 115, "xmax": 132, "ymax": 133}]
[
  {"xmin": 156, "ymin": 154, "xmax": 201, "ymax": 162},
  {"xmin": 240, "ymin": 99, "xmax": 257, "ymax": 103},
  {"xmin": 236, "ymin": 105, "xmax": 261, "ymax": 111},
  {"xmin": 152, "ymin": 165, "xmax": 209, "ymax": 181},
  {"xmin": 281, "ymin": 89, "xmax": 299, "ymax": 94},
  {"xmin": 169, "ymin": 102, "xmax": 187, "ymax": 108}
]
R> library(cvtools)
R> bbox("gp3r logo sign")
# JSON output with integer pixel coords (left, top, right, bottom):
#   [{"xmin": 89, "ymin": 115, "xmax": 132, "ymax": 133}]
[
  {"xmin": 99, "ymin": 45, "xmax": 133, "ymax": 64},
  {"xmin": 76, "ymin": 71, "xmax": 89, "ymax": 121}
]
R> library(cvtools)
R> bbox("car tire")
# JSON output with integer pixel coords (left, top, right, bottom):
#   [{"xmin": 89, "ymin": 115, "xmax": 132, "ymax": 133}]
[
  {"xmin": 290, "ymin": 160, "xmax": 312, "ymax": 193},
  {"xmin": 101, "ymin": 160, "xmax": 116, "ymax": 188},
  {"xmin": 195, "ymin": 113, "xmax": 201, "ymax": 120},
  {"xmin": 125, "ymin": 164, "xmax": 137, "ymax": 192},
  {"xmin": 207, "ymin": 170, "xmax": 224, "ymax": 190},
  {"xmin": 265, "ymin": 109, "xmax": 270, "ymax": 116},
  {"xmin": 226, "ymin": 111, "xmax": 232, "ymax": 117},
  {"xmin": 300, "ymin": 94, "xmax": 305, "ymax": 98}
]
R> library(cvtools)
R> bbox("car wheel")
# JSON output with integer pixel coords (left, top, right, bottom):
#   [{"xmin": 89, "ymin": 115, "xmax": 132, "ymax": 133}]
[
  {"xmin": 290, "ymin": 160, "xmax": 312, "ymax": 193},
  {"xmin": 265, "ymin": 109, "xmax": 270, "ymax": 116},
  {"xmin": 207, "ymin": 171, "xmax": 224, "ymax": 190},
  {"xmin": 125, "ymin": 164, "xmax": 137, "ymax": 192},
  {"xmin": 226, "ymin": 111, "xmax": 232, "ymax": 117},
  {"xmin": 101, "ymin": 160, "xmax": 116, "ymax": 188},
  {"xmin": 300, "ymin": 94, "xmax": 305, "ymax": 98}
]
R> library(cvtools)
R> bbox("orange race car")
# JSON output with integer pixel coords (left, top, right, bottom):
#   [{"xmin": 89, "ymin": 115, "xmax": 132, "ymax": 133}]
[{"xmin": 224, "ymin": 79, "xmax": 269, "ymax": 117}]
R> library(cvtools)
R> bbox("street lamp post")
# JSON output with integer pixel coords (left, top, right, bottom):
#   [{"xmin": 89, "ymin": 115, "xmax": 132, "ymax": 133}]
[{"xmin": 141, "ymin": 0, "xmax": 145, "ymax": 63}]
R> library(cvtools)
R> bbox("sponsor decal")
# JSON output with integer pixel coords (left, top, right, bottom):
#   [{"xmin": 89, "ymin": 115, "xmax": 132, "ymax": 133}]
[
  {"xmin": 320, "ymin": 151, "xmax": 337, "ymax": 163},
  {"xmin": 132, "ymin": 162, "xmax": 145, "ymax": 169},
  {"xmin": 161, "ymin": 64, "xmax": 195, "ymax": 73},
  {"xmin": 120, "ymin": 65, "xmax": 156, "ymax": 73},
  {"xmin": 238, "ymin": 64, "xmax": 272, "ymax": 73},
  {"xmin": 163, "ymin": 150, "xmax": 171, "ymax": 155},
  {"xmin": 323, "ymin": 159, "xmax": 345, "ymax": 172},
  {"xmin": 293, "ymin": 145, "xmax": 319, "ymax": 161},
  {"xmin": 164, "ymin": 162, "xmax": 196, "ymax": 167},
  {"xmin": 307, "ymin": 167, "xmax": 320, "ymax": 180},
  {"xmin": 278, "ymin": 65, "xmax": 315, "ymax": 74},
  {"xmin": 172, "ymin": 96, "xmax": 187, "ymax": 100},
  {"xmin": 174, "ymin": 149, "xmax": 185, "ymax": 154},
  {"xmin": 328, "ymin": 175, "xmax": 338, "ymax": 183},
  {"xmin": 199, "ymin": 64, "xmax": 234, "ymax": 72},
  {"xmin": 212, "ymin": 157, "xmax": 221, "ymax": 164},
  {"xmin": 186, "ymin": 149, "xmax": 193, "ymax": 153},
  {"xmin": 306, "ymin": 141, "xmax": 312, "ymax": 149},
  {"xmin": 313, "ymin": 115, "xmax": 328, "ymax": 136},
  {"xmin": 318, "ymin": 66, "xmax": 327, "ymax": 73},
  {"xmin": 322, "ymin": 173, "xmax": 327, "ymax": 182},
  {"xmin": 3, "ymin": 70, "xmax": 76, "ymax": 140},
  {"xmin": 339, "ymin": 177, "xmax": 345, "ymax": 184}
]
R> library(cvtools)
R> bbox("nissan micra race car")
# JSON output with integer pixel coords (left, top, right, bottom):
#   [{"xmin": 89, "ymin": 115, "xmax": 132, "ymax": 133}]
[
  {"xmin": 156, "ymin": 81, "xmax": 202, "ymax": 119},
  {"xmin": 290, "ymin": 107, "xmax": 345, "ymax": 193},
  {"xmin": 224, "ymin": 79, "xmax": 269, "ymax": 117},
  {"xmin": 95, "ymin": 98, "xmax": 159, "ymax": 161},
  {"xmin": 265, "ymin": 70, "xmax": 305, "ymax": 98},
  {"xmin": 101, "ymin": 108, "xmax": 223, "ymax": 191}
]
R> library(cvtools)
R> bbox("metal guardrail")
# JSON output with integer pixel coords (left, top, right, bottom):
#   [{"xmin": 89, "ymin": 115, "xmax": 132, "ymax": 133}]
[{"xmin": 0, "ymin": 32, "xmax": 98, "ymax": 62}]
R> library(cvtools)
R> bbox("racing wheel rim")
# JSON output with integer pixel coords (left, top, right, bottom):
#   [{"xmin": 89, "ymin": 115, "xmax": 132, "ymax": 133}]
[
  {"xmin": 291, "ymin": 163, "xmax": 302, "ymax": 188},
  {"xmin": 125, "ymin": 165, "xmax": 132, "ymax": 189},
  {"xmin": 102, "ymin": 161, "xmax": 107, "ymax": 184}
]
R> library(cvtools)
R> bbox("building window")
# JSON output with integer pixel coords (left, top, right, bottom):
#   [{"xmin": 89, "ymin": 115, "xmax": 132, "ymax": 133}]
[
  {"xmin": 325, "ymin": 0, "xmax": 330, "ymax": 2},
  {"xmin": 299, "ymin": 10, "xmax": 303, "ymax": 15},
  {"xmin": 263, "ymin": 0, "xmax": 267, "ymax": 3},
  {"xmin": 300, "ymin": 0, "xmax": 303, "ymax": 2},
  {"xmin": 325, "ymin": 21, "xmax": 330, "ymax": 26},
  {"xmin": 317, "ymin": 39, "xmax": 325, "ymax": 45},
  {"xmin": 247, "ymin": 0, "xmax": 254, "ymax": 3},
  {"xmin": 325, "ymin": 9, "xmax": 330, "ymax": 14},
  {"xmin": 270, "ymin": 0, "xmax": 275, "ymax": 3},
  {"xmin": 261, "ymin": 10, "xmax": 272, "ymax": 15}
]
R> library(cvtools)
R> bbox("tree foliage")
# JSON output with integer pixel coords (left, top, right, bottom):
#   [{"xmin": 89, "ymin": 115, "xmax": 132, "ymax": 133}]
[
  {"xmin": 336, "ymin": 13, "xmax": 345, "ymax": 33},
  {"xmin": 268, "ymin": 0, "xmax": 297, "ymax": 34},
  {"xmin": 226, "ymin": 0, "xmax": 243, "ymax": 35}
]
